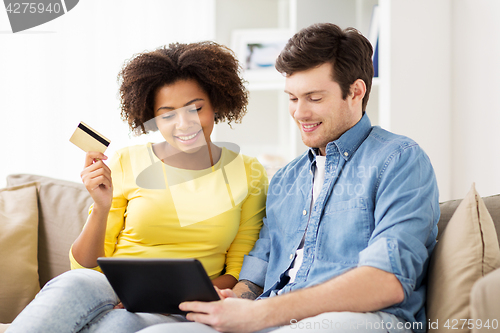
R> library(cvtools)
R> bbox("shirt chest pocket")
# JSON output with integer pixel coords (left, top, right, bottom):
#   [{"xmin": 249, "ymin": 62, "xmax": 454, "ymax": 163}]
[{"xmin": 317, "ymin": 197, "xmax": 371, "ymax": 264}]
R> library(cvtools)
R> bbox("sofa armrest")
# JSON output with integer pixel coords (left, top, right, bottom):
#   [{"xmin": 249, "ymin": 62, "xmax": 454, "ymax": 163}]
[{"xmin": 470, "ymin": 267, "xmax": 500, "ymax": 332}]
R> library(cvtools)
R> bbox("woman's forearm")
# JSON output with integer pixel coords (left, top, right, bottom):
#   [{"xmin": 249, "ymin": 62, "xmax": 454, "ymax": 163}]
[
  {"xmin": 212, "ymin": 274, "xmax": 238, "ymax": 290},
  {"xmin": 71, "ymin": 204, "xmax": 110, "ymax": 268}
]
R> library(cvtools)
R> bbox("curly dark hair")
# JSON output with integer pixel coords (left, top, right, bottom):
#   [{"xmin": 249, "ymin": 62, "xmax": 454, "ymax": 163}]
[
  {"xmin": 275, "ymin": 23, "xmax": 374, "ymax": 112},
  {"xmin": 118, "ymin": 41, "xmax": 248, "ymax": 135}
]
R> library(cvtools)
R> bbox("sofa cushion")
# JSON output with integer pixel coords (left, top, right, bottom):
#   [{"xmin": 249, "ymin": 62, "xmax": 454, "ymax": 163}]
[
  {"xmin": 0, "ymin": 182, "xmax": 40, "ymax": 323},
  {"xmin": 470, "ymin": 267, "xmax": 500, "ymax": 330},
  {"xmin": 427, "ymin": 183, "xmax": 500, "ymax": 332},
  {"xmin": 6, "ymin": 174, "xmax": 93, "ymax": 287},
  {"xmin": 438, "ymin": 194, "xmax": 500, "ymax": 241}
]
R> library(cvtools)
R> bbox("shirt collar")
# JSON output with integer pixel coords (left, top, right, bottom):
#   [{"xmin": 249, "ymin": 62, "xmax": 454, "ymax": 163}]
[{"xmin": 307, "ymin": 113, "xmax": 372, "ymax": 162}]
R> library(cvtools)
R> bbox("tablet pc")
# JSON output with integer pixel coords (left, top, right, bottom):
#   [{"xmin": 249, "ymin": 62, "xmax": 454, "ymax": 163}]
[{"xmin": 97, "ymin": 257, "xmax": 220, "ymax": 314}]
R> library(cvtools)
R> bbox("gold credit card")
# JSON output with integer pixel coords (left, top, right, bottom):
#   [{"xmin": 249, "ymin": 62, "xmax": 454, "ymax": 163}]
[{"xmin": 69, "ymin": 121, "xmax": 111, "ymax": 153}]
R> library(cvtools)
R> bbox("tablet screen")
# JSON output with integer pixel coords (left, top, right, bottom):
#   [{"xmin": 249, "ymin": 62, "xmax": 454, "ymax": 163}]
[{"xmin": 97, "ymin": 257, "xmax": 220, "ymax": 314}]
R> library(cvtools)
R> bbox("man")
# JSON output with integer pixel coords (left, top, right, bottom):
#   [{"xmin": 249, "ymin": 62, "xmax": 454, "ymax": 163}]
[{"xmin": 139, "ymin": 23, "xmax": 439, "ymax": 333}]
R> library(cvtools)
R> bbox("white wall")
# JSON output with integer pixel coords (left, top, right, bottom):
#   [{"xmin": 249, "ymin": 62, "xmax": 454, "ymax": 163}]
[
  {"xmin": 383, "ymin": 0, "xmax": 452, "ymax": 201},
  {"xmin": 451, "ymin": 0, "xmax": 500, "ymax": 199},
  {"xmin": 0, "ymin": 0, "xmax": 214, "ymax": 188},
  {"xmin": 2, "ymin": 0, "xmax": 500, "ymax": 201},
  {"xmin": 384, "ymin": 0, "xmax": 500, "ymax": 201}
]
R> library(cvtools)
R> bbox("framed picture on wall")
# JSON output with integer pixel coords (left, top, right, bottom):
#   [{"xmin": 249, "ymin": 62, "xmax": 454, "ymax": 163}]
[{"xmin": 231, "ymin": 28, "xmax": 291, "ymax": 82}]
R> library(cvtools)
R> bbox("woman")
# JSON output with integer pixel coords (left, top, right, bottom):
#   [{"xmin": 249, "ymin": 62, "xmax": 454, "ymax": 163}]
[{"xmin": 7, "ymin": 42, "xmax": 267, "ymax": 332}]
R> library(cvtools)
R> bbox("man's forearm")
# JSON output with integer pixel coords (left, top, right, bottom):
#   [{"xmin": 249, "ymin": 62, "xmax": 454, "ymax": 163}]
[
  {"xmin": 179, "ymin": 267, "xmax": 403, "ymax": 333},
  {"xmin": 233, "ymin": 280, "xmax": 264, "ymax": 300},
  {"xmin": 255, "ymin": 266, "xmax": 404, "ymax": 328}
]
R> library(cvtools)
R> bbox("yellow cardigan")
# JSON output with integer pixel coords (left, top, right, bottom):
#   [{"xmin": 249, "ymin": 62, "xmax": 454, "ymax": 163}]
[{"xmin": 70, "ymin": 143, "xmax": 267, "ymax": 280}]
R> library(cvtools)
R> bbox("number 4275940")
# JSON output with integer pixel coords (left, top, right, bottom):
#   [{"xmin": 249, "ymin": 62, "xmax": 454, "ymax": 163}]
[
  {"xmin": 6, "ymin": 2, "xmax": 62, "ymax": 14},
  {"xmin": 443, "ymin": 319, "xmax": 498, "ymax": 330}
]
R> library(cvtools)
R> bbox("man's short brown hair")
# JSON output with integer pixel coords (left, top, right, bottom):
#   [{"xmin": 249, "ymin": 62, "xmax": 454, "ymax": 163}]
[{"xmin": 275, "ymin": 23, "xmax": 374, "ymax": 112}]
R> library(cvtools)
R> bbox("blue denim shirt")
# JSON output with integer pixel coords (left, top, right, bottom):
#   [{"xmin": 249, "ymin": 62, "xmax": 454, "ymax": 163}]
[{"xmin": 239, "ymin": 114, "xmax": 439, "ymax": 332}]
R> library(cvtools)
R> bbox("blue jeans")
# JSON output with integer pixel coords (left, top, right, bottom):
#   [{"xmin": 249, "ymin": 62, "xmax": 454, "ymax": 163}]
[{"xmin": 6, "ymin": 269, "xmax": 185, "ymax": 333}]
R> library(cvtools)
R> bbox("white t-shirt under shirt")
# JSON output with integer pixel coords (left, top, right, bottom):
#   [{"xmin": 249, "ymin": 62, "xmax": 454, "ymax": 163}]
[{"xmin": 284, "ymin": 155, "xmax": 326, "ymax": 284}]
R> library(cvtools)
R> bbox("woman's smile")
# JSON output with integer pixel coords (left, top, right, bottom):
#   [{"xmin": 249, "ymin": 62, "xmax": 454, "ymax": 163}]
[{"xmin": 174, "ymin": 129, "xmax": 202, "ymax": 144}]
